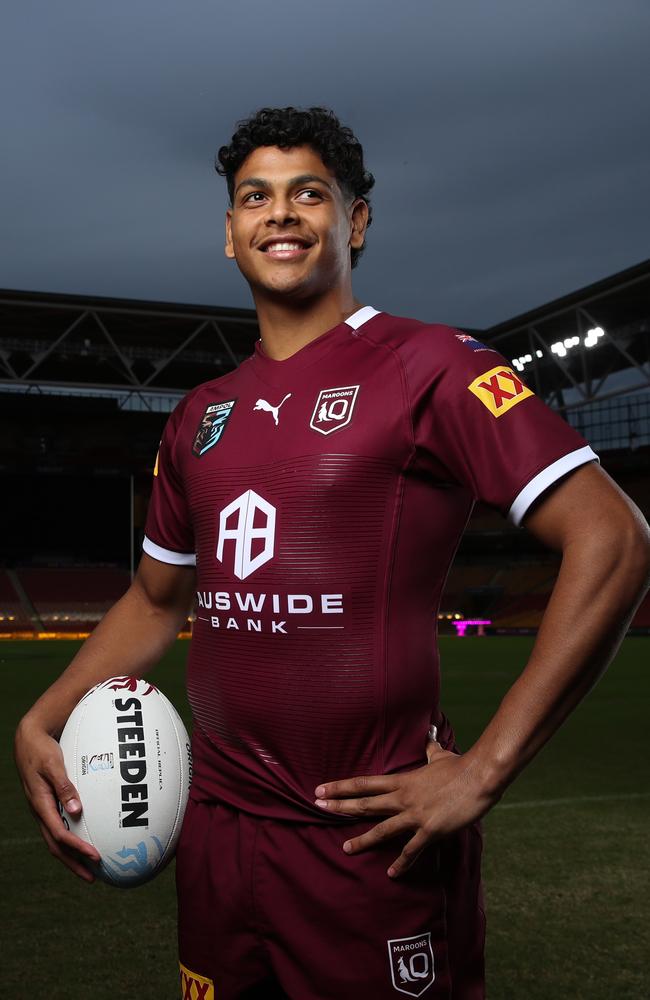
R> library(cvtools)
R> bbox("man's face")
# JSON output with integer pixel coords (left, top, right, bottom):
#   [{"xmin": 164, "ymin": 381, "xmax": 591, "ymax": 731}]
[{"xmin": 225, "ymin": 145, "xmax": 367, "ymax": 300}]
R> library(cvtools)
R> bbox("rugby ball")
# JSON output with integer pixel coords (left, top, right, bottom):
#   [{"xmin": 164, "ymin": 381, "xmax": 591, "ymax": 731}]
[{"xmin": 59, "ymin": 676, "xmax": 192, "ymax": 887}]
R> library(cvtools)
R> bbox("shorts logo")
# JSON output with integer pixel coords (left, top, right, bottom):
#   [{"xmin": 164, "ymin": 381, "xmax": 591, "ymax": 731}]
[
  {"xmin": 310, "ymin": 385, "xmax": 359, "ymax": 435},
  {"xmin": 192, "ymin": 399, "xmax": 237, "ymax": 457},
  {"xmin": 468, "ymin": 365, "xmax": 533, "ymax": 417},
  {"xmin": 216, "ymin": 489, "xmax": 276, "ymax": 580},
  {"xmin": 387, "ymin": 932, "xmax": 435, "ymax": 996},
  {"xmin": 179, "ymin": 962, "xmax": 214, "ymax": 1000}
]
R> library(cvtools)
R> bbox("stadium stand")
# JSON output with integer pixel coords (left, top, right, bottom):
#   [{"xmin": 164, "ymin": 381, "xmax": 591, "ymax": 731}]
[
  {"xmin": 0, "ymin": 571, "xmax": 33, "ymax": 633},
  {"xmin": 15, "ymin": 568, "xmax": 131, "ymax": 633},
  {"xmin": 1, "ymin": 260, "xmax": 648, "ymax": 636}
]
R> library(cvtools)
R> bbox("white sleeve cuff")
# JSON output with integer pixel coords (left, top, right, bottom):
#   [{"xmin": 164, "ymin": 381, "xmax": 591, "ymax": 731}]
[
  {"xmin": 143, "ymin": 536, "xmax": 196, "ymax": 566},
  {"xmin": 508, "ymin": 445, "xmax": 600, "ymax": 526}
]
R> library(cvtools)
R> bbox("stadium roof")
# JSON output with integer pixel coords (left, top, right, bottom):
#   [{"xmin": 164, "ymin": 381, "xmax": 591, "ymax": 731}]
[
  {"xmin": 482, "ymin": 257, "xmax": 649, "ymax": 408},
  {"xmin": 1, "ymin": 256, "xmax": 648, "ymax": 408}
]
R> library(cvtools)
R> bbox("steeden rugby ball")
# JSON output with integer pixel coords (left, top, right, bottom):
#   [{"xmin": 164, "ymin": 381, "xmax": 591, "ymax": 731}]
[{"xmin": 59, "ymin": 676, "xmax": 192, "ymax": 887}]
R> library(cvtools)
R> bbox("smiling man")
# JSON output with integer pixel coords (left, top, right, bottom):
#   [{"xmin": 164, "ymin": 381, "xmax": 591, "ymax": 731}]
[{"xmin": 15, "ymin": 108, "xmax": 650, "ymax": 1000}]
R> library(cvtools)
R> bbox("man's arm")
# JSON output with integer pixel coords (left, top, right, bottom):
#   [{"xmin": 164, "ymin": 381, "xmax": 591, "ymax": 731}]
[
  {"xmin": 14, "ymin": 554, "xmax": 196, "ymax": 881},
  {"xmin": 462, "ymin": 463, "xmax": 650, "ymax": 791},
  {"xmin": 312, "ymin": 463, "xmax": 650, "ymax": 876}
]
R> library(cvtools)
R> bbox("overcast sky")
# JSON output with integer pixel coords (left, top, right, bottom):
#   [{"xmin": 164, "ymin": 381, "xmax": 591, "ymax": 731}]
[{"xmin": 1, "ymin": 1, "xmax": 648, "ymax": 329}]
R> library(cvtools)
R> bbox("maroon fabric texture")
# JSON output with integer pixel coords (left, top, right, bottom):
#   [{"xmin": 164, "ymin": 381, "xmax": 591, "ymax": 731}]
[
  {"xmin": 176, "ymin": 799, "xmax": 485, "ymax": 999},
  {"xmin": 145, "ymin": 311, "xmax": 592, "ymax": 823}
]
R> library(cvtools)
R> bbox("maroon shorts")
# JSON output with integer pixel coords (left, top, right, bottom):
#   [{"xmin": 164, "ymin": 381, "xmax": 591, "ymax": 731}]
[{"xmin": 176, "ymin": 799, "xmax": 485, "ymax": 999}]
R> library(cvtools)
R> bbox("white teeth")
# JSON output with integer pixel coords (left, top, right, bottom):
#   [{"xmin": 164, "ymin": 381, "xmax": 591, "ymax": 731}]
[{"xmin": 266, "ymin": 242, "xmax": 305, "ymax": 252}]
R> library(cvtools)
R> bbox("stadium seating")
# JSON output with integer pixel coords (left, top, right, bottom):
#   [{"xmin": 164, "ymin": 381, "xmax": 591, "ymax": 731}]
[
  {"xmin": 0, "ymin": 572, "xmax": 33, "ymax": 633},
  {"xmin": 15, "ymin": 568, "xmax": 131, "ymax": 633}
]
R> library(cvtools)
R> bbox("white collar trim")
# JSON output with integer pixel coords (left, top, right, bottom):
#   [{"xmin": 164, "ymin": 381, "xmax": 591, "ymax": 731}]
[{"xmin": 344, "ymin": 305, "xmax": 380, "ymax": 330}]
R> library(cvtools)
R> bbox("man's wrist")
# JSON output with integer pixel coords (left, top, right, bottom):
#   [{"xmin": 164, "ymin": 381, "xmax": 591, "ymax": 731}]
[{"xmin": 464, "ymin": 741, "xmax": 518, "ymax": 801}]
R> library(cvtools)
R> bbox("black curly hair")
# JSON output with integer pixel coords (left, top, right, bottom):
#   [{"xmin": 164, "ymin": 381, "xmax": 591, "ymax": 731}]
[{"xmin": 216, "ymin": 107, "xmax": 374, "ymax": 269}]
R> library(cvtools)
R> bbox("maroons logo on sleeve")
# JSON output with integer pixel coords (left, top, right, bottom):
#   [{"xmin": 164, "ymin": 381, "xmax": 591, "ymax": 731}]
[
  {"xmin": 467, "ymin": 366, "xmax": 533, "ymax": 417},
  {"xmin": 191, "ymin": 399, "xmax": 236, "ymax": 457}
]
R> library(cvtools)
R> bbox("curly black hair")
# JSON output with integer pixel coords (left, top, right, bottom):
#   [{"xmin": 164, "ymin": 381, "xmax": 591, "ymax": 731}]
[{"xmin": 216, "ymin": 107, "xmax": 374, "ymax": 269}]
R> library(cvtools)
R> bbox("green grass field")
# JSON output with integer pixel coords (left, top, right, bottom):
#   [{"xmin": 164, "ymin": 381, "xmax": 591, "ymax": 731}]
[{"xmin": 2, "ymin": 637, "xmax": 648, "ymax": 999}]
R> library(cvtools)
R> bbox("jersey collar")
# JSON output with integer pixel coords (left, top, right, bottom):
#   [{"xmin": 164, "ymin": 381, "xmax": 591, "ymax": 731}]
[{"xmin": 250, "ymin": 305, "xmax": 381, "ymax": 384}]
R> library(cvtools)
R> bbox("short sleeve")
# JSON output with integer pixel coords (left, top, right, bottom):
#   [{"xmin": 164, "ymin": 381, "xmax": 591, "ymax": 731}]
[
  {"xmin": 410, "ymin": 328, "xmax": 599, "ymax": 525},
  {"xmin": 143, "ymin": 402, "xmax": 196, "ymax": 565}
]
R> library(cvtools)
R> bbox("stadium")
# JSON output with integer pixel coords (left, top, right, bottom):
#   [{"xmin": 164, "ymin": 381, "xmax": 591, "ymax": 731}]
[
  {"xmin": 2, "ymin": 258, "xmax": 649, "ymax": 638},
  {"xmin": 2, "ymin": 259, "xmax": 649, "ymax": 998}
]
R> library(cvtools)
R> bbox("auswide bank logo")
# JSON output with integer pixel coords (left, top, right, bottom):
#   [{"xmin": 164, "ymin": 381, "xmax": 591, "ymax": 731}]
[
  {"xmin": 216, "ymin": 489, "xmax": 276, "ymax": 580},
  {"xmin": 310, "ymin": 384, "xmax": 359, "ymax": 435},
  {"xmin": 202, "ymin": 487, "xmax": 347, "ymax": 635},
  {"xmin": 387, "ymin": 932, "xmax": 435, "ymax": 996}
]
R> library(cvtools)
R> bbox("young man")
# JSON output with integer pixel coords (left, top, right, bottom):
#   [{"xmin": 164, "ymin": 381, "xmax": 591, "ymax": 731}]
[{"xmin": 15, "ymin": 107, "xmax": 650, "ymax": 999}]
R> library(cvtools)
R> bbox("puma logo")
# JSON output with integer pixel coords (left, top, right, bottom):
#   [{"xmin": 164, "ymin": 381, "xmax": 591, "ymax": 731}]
[{"xmin": 253, "ymin": 393, "xmax": 292, "ymax": 426}]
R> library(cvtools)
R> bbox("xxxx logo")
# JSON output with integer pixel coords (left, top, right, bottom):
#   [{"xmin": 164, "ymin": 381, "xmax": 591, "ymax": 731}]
[
  {"xmin": 467, "ymin": 365, "xmax": 534, "ymax": 417},
  {"xmin": 179, "ymin": 962, "xmax": 214, "ymax": 1000}
]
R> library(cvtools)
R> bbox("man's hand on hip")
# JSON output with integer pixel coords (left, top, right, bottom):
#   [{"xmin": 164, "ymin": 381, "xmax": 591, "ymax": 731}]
[{"xmin": 314, "ymin": 737, "xmax": 499, "ymax": 879}]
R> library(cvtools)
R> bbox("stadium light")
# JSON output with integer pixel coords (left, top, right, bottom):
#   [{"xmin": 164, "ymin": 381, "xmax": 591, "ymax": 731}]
[
  {"xmin": 584, "ymin": 326, "xmax": 605, "ymax": 348},
  {"xmin": 552, "ymin": 327, "xmax": 606, "ymax": 359},
  {"xmin": 512, "ymin": 351, "xmax": 537, "ymax": 371}
]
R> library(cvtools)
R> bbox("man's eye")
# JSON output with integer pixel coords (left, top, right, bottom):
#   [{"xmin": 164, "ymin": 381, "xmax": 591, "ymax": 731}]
[
  {"xmin": 297, "ymin": 189, "xmax": 322, "ymax": 201},
  {"xmin": 243, "ymin": 191, "xmax": 266, "ymax": 203}
]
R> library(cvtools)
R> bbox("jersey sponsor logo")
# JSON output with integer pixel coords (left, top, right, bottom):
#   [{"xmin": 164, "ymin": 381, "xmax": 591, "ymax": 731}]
[
  {"xmin": 192, "ymin": 399, "xmax": 237, "ymax": 457},
  {"xmin": 195, "ymin": 585, "xmax": 348, "ymax": 636},
  {"xmin": 455, "ymin": 332, "xmax": 496, "ymax": 353},
  {"xmin": 216, "ymin": 489, "xmax": 276, "ymax": 580},
  {"xmin": 310, "ymin": 384, "xmax": 359, "ymax": 435},
  {"xmin": 179, "ymin": 962, "xmax": 214, "ymax": 1000},
  {"xmin": 467, "ymin": 365, "xmax": 533, "ymax": 417},
  {"xmin": 253, "ymin": 393, "xmax": 292, "ymax": 426},
  {"xmin": 387, "ymin": 932, "xmax": 435, "ymax": 996}
]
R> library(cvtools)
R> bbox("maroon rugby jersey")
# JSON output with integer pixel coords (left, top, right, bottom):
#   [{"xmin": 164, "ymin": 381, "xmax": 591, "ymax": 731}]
[{"xmin": 144, "ymin": 307, "xmax": 598, "ymax": 821}]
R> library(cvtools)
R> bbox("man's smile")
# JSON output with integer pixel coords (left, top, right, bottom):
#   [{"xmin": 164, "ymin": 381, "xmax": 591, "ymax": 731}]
[{"xmin": 258, "ymin": 235, "xmax": 314, "ymax": 260}]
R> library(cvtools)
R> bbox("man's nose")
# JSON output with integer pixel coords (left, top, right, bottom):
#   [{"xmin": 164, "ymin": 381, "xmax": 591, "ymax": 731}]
[{"xmin": 265, "ymin": 197, "xmax": 298, "ymax": 226}]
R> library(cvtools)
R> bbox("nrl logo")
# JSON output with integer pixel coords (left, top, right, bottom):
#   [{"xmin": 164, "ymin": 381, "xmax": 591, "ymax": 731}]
[
  {"xmin": 387, "ymin": 932, "xmax": 435, "ymax": 996},
  {"xmin": 192, "ymin": 399, "xmax": 237, "ymax": 457},
  {"xmin": 310, "ymin": 384, "xmax": 359, "ymax": 436}
]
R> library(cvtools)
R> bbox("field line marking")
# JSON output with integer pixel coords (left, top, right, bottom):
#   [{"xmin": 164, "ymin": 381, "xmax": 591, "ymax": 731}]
[{"xmin": 498, "ymin": 791, "xmax": 650, "ymax": 810}]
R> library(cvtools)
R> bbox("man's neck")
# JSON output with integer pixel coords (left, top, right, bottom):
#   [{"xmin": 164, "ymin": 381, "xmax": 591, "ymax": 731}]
[{"xmin": 253, "ymin": 290, "xmax": 363, "ymax": 361}]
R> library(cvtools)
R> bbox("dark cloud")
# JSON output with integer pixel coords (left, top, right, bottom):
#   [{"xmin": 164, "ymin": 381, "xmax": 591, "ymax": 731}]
[{"xmin": 1, "ymin": 0, "xmax": 648, "ymax": 327}]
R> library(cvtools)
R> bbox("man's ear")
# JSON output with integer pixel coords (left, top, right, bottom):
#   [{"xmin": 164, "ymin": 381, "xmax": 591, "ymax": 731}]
[
  {"xmin": 349, "ymin": 198, "xmax": 369, "ymax": 250},
  {"xmin": 225, "ymin": 208, "xmax": 235, "ymax": 259}
]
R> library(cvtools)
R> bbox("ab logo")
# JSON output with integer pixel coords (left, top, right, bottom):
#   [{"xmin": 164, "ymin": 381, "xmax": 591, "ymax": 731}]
[
  {"xmin": 310, "ymin": 384, "xmax": 359, "ymax": 435},
  {"xmin": 216, "ymin": 489, "xmax": 276, "ymax": 580}
]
